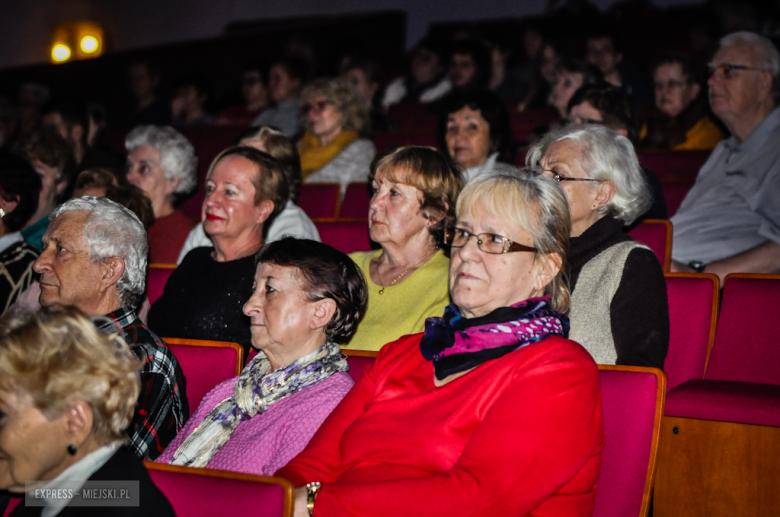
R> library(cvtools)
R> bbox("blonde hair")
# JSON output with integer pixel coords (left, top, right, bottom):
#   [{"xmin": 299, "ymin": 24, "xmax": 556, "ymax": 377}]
[
  {"xmin": 239, "ymin": 126, "xmax": 302, "ymax": 202},
  {"xmin": 300, "ymin": 77, "xmax": 370, "ymax": 135},
  {"xmin": 0, "ymin": 308, "xmax": 141, "ymax": 445},
  {"xmin": 456, "ymin": 169, "xmax": 571, "ymax": 312}
]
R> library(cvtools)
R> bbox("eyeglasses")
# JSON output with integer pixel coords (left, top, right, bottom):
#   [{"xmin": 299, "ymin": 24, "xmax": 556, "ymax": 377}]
[
  {"xmin": 444, "ymin": 228, "xmax": 537, "ymax": 254},
  {"xmin": 708, "ymin": 63, "xmax": 768, "ymax": 80},
  {"xmin": 541, "ymin": 170, "xmax": 601, "ymax": 183},
  {"xmin": 300, "ymin": 100, "xmax": 332, "ymax": 115},
  {"xmin": 653, "ymin": 79, "xmax": 687, "ymax": 90}
]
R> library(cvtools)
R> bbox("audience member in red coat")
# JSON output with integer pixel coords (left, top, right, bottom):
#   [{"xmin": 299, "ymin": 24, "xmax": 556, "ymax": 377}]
[
  {"xmin": 125, "ymin": 125, "xmax": 197, "ymax": 263},
  {"xmin": 277, "ymin": 169, "xmax": 604, "ymax": 517}
]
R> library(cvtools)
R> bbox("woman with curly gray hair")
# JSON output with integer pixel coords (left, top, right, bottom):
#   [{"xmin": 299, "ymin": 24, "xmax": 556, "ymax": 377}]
[
  {"xmin": 298, "ymin": 77, "xmax": 376, "ymax": 193},
  {"xmin": 526, "ymin": 124, "xmax": 669, "ymax": 370},
  {"xmin": 125, "ymin": 125, "xmax": 197, "ymax": 263},
  {"xmin": 0, "ymin": 307, "xmax": 175, "ymax": 516}
]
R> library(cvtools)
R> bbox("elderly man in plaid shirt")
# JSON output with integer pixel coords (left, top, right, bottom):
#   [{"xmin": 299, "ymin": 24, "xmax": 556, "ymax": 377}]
[{"xmin": 33, "ymin": 196, "xmax": 189, "ymax": 460}]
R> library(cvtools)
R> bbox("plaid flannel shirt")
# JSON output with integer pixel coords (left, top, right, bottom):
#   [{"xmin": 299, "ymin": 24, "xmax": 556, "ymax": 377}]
[{"xmin": 99, "ymin": 307, "xmax": 189, "ymax": 460}]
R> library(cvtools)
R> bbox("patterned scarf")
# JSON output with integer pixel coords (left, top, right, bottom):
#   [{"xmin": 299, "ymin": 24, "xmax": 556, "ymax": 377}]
[
  {"xmin": 420, "ymin": 296, "xmax": 569, "ymax": 380},
  {"xmin": 298, "ymin": 129, "xmax": 359, "ymax": 178},
  {"xmin": 170, "ymin": 341, "xmax": 347, "ymax": 468}
]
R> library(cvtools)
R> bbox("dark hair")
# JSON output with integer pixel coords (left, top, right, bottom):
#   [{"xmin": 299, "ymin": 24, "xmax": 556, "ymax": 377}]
[
  {"xmin": 559, "ymin": 58, "xmax": 604, "ymax": 85},
  {"xmin": 243, "ymin": 60, "xmax": 270, "ymax": 82},
  {"xmin": 42, "ymin": 99, "xmax": 89, "ymax": 144},
  {"xmin": 207, "ymin": 146, "xmax": 289, "ymax": 221},
  {"xmin": 346, "ymin": 57, "xmax": 384, "ymax": 87},
  {"xmin": 412, "ymin": 37, "xmax": 448, "ymax": 65},
  {"xmin": 651, "ymin": 51, "xmax": 707, "ymax": 85},
  {"xmin": 104, "ymin": 183, "xmax": 155, "ymax": 231},
  {"xmin": 255, "ymin": 237, "xmax": 368, "ymax": 343},
  {"xmin": 273, "ymin": 56, "xmax": 310, "ymax": 83},
  {"xmin": 12, "ymin": 130, "xmax": 76, "ymax": 203},
  {"xmin": 568, "ymin": 83, "xmax": 643, "ymax": 144},
  {"xmin": 174, "ymin": 72, "xmax": 213, "ymax": 111},
  {"xmin": 368, "ymin": 146, "xmax": 463, "ymax": 245},
  {"xmin": 586, "ymin": 28, "xmax": 623, "ymax": 54},
  {"xmin": 438, "ymin": 90, "xmax": 513, "ymax": 161},
  {"xmin": 449, "ymin": 38, "xmax": 492, "ymax": 89},
  {"xmin": 0, "ymin": 152, "xmax": 42, "ymax": 232}
]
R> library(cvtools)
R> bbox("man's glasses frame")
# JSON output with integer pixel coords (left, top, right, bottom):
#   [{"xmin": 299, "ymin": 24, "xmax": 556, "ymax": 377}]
[
  {"xmin": 540, "ymin": 170, "xmax": 602, "ymax": 183},
  {"xmin": 708, "ymin": 63, "xmax": 769, "ymax": 80},
  {"xmin": 444, "ymin": 228, "xmax": 537, "ymax": 254}
]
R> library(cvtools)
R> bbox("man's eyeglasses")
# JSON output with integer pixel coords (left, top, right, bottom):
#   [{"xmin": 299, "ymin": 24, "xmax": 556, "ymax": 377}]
[
  {"xmin": 540, "ymin": 170, "xmax": 602, "ymax": 183},
  {"xmin": 708, "ymin": 63, "xmax": 768, "ymax": 80},
  {"xmin": 300, "ymin": 100, "xmax": 332, "ymax": 115},
  {"xmin": 444, "ymin": 228, "xmax": 537, "ymax": 254}
]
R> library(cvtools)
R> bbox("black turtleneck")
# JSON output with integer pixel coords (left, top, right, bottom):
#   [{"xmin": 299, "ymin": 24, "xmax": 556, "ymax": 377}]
[{"xmin": 567, "ymin": 216, "xmax": 669, "ymax": 370}]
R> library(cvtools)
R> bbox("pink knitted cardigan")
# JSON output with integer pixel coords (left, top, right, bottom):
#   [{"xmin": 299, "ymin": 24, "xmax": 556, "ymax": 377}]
[{"xmin": 156, "ymin": 371, "xmax": 354, "ymax": 475}]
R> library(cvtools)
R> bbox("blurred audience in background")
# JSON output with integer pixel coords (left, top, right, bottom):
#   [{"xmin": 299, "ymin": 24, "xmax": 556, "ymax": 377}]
[
  {"xmin": 382, "ymin": 37, "xmax": 452, "ymax": 109},
  {"xmin": 217, "ymin": 61, "xmax": 271, "ymax": 125},
  {"xmin": 171, "ymin": 73, "xmax": 214, "ymax": 126},
  {"xmin": 252, "ymin": 56, "xmax": 309, "ymax": 137},
  {"xmin": 586, "ymin": 29, "xmax": 652, "ymax": 106},
  {"xmin": 125, "ymin": 61, "xmax": 171, "ymax": 127}
]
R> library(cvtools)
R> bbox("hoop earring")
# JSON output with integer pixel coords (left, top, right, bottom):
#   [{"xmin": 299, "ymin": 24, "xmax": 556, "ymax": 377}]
[{"xmin": 67, "ymin": 444, "xmax": 77, "ymax": 456}]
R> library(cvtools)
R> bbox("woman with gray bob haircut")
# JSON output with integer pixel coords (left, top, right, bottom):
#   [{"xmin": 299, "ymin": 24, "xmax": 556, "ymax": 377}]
[
  {"xmin": 125, "ymin": 125, "xmax": 197, "ymax": 263},
  {"xmin": 50, "ymin": 196, "xmax": 148, "ymax": 307},
  {"xmin": 526, "ymin": 124, "xmax": 669, "ymax": 370}
]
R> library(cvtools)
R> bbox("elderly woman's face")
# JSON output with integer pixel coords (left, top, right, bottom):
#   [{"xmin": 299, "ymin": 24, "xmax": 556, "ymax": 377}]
[
  {"xmin": 538, "ymin": 139, "xmax": 606, "ymax": 237},
  {"xmin": 449, "ymin": 207, "xmax": 549, "ymax": 319},
  {"xmin": 304, "ymin": 97, "xmax": 344, "ymax": 142},
  {"xmin": 203, "ymin": 155, "xmax": 267, "ymax": 241},
  {"xmin": 243, "ymin": 263, "xmax": 327, "ymax": 362},
  {"xmin": 369, "ymin": 173, "xmax": 431, "ymax": 247},
  {"xmin": 446, "ymin": 107, "xmax": 492, "ymax": 169},
  {"xmin": 126, "ymin": 144, "xmax": 177, "ymax": 216},
  {"xmin": 654, "ymin": 63, "xmax": 700, "ymax": 118},
  {"xmin": 0, "ymin": 389, "xmax": 73, "ymax": 492}
]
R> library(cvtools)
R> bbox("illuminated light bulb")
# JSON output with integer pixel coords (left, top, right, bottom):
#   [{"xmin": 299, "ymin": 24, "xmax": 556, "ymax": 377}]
[
  {"xmin": 52, "ymin": 44, "xmax": 71, "ymax": 62},
  {"xmin": 80, "ymin": 35, "xmax": 99, "ymax": 54}
]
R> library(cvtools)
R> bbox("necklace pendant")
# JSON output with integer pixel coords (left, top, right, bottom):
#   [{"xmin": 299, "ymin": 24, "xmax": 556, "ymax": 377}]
[{"xmin": 378, "ymin": 288, "xmax": 384, "ymax": 295}]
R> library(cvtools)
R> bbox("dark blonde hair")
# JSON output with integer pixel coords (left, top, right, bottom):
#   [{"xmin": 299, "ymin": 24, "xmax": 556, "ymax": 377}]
[
  {"xmin": 239, "ymin": 126, "xmax": 302, "ymax": 202},
  {"xmin": 300, "ymin": 77, "xmax": 370, "ymax": 135},
  {"xmin": 456, "ymin": 169, "xmax": 571, "ymax": 312},
  {"xmin": 206, "ymin": 146, "xmax": 289, "ymax": 222},
  {"xmin": 0, "ymin": 308, "xmax": 141, "ymax": 445},
  {"xmin": 368, "ymin": 146, "xmax": 463, "ymax": 245}
]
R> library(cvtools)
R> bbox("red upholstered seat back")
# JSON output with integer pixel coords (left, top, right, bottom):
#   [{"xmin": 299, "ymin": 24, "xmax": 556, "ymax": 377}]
[
  {"xmin": 164, "ymin": 338, "xmax": 244, "ymax": 411},
  {"xmin": 660, "ymin": 180, "xmax": 695, "ymax": 217},
  {"xmin": 314, "ymin": 219, "xmax": 373, "ymax": 254},
  {"xmin": 636, "ymin": 150, "xmax": 710, "ymax": 181},
  {"xmin": 340, "ymin": 182, "xmax": 371, "ymax": 218},
  {"xmin": 628, "ymin": 219, "xmax": 672, "ymax": 272},
  {"xmin": 144, "ymin": 463, "xmax": 293, "ymax": 517},
  {"xmin": 705, "ymin": 274, "xmax": 780, "ymax": 385},
  {"xmin": 298, "ymin": 183, "xmax": 340, "ymax": 219},
  {"xmin": 147, "ymin": 264, "xmax": 176, "ymax": 305},
  {"xmin": 344, "ymin": 350, "xmax": 378, "ymax": 382},
  {"xmin": 663, "ymin": 274, "xmax": 719, "ymax": 391},
  {"xmin": 594, "ymin": 366, "xmax": 665, "ymax": 517},
  {"xmin": 372, "ymin": 131, "xmax": 438, "ymax": 154}
]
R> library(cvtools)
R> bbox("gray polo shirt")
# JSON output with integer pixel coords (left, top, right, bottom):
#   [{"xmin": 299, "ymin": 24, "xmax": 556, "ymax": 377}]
[
  {"xmin": 671, "ymin": 108, "xmax": 780, "ymax": 264},
  {"xmin": 252, "ymin": 97, "xmax": 301, "ymax": 137}
]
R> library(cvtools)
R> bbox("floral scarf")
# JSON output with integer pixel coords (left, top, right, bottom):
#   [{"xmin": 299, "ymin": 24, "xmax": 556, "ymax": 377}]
[
  {"xmin": 420, "ymin": 296, "xmax": 569, "ymax": 380},
  {"xmin": 170, "ymin": 341, "xmax": 347, "ymax": 468}
]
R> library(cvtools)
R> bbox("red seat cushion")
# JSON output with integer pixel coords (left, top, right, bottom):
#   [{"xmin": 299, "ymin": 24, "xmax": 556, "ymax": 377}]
[
  {"xmin": 167, "ymin": 343, "xmax": 241, "ymax": 411},
  {"xmin": 628, "ymin": 220, "xmax": 670, "ymax": 271},
  {"xmin": 661, "ymin": 180, "xmax": 695, "ymax": 217},
  {"xmin": 706, "ymin": 276, "xmax": 780, "ymax": 385},
  {"xmin": 595, "ymin": 368, "xmax": 661, "ymax": 517},
  {"xmin": 315, "ymin": 220, "xmax": 373, "ymax": 254},
  {"xmin": 636, "ymin": 150, "xmax": 711, "ymax": 181},
  {"xmin": 298, "ymin": 183, "xmax": 340, "ymax": 219},
  {"xmin": 665, "ymin": 379, "xmax": 780, "ymax": 427},
  {"xmin": 372, "ymin": 131, "xmax": 438, "ymax": 154},
  {"xmin": 340, "ymin": 182, "xmax": 371, "ymax": 218},
  {"xmin": 147, "ymin": 267, "xmax": 175, "ymax": 305}
]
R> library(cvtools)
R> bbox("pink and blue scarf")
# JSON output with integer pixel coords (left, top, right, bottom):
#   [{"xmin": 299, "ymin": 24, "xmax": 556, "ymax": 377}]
[{"xmin": 420, "ymin": 296, "xmax": 569, "ymax": 380}]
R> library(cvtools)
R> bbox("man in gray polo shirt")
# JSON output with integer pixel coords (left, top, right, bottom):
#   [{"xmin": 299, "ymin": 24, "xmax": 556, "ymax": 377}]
[{"xmin": 671, "ymin": 32, "xmax": 780, "ymax": 283}]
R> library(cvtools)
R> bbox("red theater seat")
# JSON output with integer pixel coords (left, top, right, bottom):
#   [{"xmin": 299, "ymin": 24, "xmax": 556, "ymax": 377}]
[
  {"xmin": 594, "ymin": 365, "xmax": 664, "ymax": 517},
  {"xmin": 636, "ymin": 150, "xmax": 710, "ymax": 181},
  {"xmin": 163, "ymin": 337, "xmax": 244, "ymax": 411},
  {"xmin": 660, "ymin": 179, "xmax": 694, "ymax": 217},
  {"xmin": 314, "ymin": 219, "xmax": 372, "ymax": 254},
  {"xmin": 628, "ymin": 219, "xmax": 672, "ymax": 272},
  {"xmin": 298, "ymin": 183, "xmax": 340, "ymax": 219},
  {"xmin": 144, "ymin": 462, "xmax": 293, "ymax": 517},
  {"xmin": 343, "ymin": 349, "xmax": 378, "ymax": 382},
  {"xmin": 372, "ymin": 131, "xmax": 438, "ymax": 154},
  {"xmin": 386, "ymin": 103, "xmax": 438, "ymax": 131},
  {"xmin": 340, "ymin": 182, "xmax": 371, "ymax": 218},
  {"xmin": 663, "ymin": 273, "xmax": 719, "ymax": 391},
  {"xmin": 148, "ymin": 263, "xmax": 177, "ymax": 305}
]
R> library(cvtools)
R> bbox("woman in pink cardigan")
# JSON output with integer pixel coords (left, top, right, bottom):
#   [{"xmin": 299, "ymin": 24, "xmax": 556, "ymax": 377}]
[{"xmin": 157, "ymin": 237, "xmax": 368, "ymax": 475}]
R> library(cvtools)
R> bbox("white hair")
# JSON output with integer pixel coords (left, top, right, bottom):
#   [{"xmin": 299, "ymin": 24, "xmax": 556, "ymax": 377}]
[
  {"xmin": 526, "ymin": 124, "xmax": 651, "ymax": 225},
  {"xmin": 50, "ymin": 197, "xmax": 148, "ymax": 306},
  {"xmin": 125, "ymin": 125, "xmax": 198, "ymax": 198},
  {"xmin": 719, "ymin": 31, "xmax": 780, "ymax": 100}
]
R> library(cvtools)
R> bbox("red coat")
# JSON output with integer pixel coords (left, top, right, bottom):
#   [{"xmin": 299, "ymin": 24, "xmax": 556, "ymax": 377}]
[{"xmin": 276, "ymin": 333, "xmax": 604, "ymax": 517}]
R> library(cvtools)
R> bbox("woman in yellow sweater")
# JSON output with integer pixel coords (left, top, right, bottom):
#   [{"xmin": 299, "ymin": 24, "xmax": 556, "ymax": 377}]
[{"xmin": 346, "ymin": 146, "xmax": 463, "ymax": 351}]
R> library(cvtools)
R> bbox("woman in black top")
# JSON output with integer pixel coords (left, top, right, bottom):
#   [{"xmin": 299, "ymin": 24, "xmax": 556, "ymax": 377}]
[{"xmin": 148, "ymin": 146, "xmax": 289, "ymax": 360}]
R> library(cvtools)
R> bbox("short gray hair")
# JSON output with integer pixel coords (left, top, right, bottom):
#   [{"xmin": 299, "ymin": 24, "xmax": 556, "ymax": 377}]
[
  {"xmin": 526, "ymin": 124, "xmax": 651, "ymax": 225},
  {"xmin": 719, "ymin": 31, "xmax": 780, "ymax": 100},
  {"xmin": 125, "ymin": 125, "xmax": 198, "ymax": 198},
  {"xmin": 50, "ymin": 197, "xmax": 148, "ymax": 307},
  {"xmin": 456, "ymin": 167, "xmax": 571, "ymax": 313}
]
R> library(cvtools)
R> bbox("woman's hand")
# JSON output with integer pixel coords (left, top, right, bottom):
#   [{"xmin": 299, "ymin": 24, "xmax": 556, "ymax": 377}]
[{"xmin": 293, "ymin": 487, "xmax": 310, "ymax": 517}]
